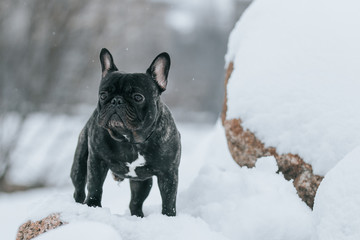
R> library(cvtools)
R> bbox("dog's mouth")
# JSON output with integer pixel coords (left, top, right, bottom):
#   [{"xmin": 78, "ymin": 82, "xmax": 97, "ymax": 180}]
[
  {"xmin": 98, "ymin": 104, "xmax": 142, "ymax": 132},
  {"xmin": 98, "ymin": 106, "xmax": 154, "ymax": 144},
  {"xmin": 108, "ymin": 113, "xmax": 124, "ymax": 128}
]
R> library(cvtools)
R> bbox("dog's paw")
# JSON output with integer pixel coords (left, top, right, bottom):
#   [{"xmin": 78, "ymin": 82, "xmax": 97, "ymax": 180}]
[
  {"xmin": 130, "ymin": 210, "xmax": 144, "ymax": 218},
  {"xmin": 73, "ymin": 191, "xmax": 86, "ymax": 204},
  {"xmin": 85, "ymin": 197, "xmax": 102, "ymax": 208},
  {"xmin": 162, "ymin": 208, "xmax": 176, "ymax": 217}
]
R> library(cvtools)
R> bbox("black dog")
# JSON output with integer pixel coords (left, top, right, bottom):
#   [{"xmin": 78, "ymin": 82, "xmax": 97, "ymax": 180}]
[{"xmin": 70, "ymin": 48, "xmax": 181, "ymax": 217}]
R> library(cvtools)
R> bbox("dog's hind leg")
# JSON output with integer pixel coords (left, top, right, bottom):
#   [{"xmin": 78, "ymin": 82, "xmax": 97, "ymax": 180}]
[
  {"xmin": 70, "ymin": 128, "xmax": 88, "ymax": 204},
  {"xmin": 129, "ymin": 178, "xmax": 153, "ymax": 217}
]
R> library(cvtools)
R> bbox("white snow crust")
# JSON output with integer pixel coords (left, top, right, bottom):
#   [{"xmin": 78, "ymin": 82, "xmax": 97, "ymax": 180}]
[
  {"xmin": 225, "ymin": 0, "xmax": 360, "ymax": 175},
  {"xmin": 312, "ymin": 146, "xmax": 360, "ymax": 240}
]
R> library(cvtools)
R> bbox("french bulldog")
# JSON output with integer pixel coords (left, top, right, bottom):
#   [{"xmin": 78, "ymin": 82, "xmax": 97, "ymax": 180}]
[{"xmin": 70, "ymin": 48, "xmax": 181, "ymax": 217}]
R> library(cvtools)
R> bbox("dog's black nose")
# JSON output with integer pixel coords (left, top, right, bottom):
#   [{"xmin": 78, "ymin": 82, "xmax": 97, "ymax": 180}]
[{"xmin": 111, "ymin": 97, "xmax": 124, "ymax": 106}]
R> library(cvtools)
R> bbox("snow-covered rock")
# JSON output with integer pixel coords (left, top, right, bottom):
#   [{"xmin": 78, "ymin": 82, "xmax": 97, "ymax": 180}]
[
  {"xmin": 223, "ymin": 0, "xmax": 360, "ymax": 207},
  {"xmin": 312, "ymin": 146, "xmax": 360, "ymax": 240}
]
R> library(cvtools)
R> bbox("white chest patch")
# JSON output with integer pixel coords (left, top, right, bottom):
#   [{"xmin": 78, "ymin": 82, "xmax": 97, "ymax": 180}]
[{"xmin": 126, "ymin": 155, "xmax": 146, "ymax": 177}]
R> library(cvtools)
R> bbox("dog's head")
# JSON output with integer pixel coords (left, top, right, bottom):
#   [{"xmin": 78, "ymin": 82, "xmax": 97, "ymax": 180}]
[{"xmin": 96, "ymin": 48, "xmax": 170, "ymax": 143}]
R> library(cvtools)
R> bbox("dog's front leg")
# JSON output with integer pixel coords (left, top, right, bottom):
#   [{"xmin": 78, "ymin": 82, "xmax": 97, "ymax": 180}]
[
  {"xmin": 85, "ymin": 155, "xmax": 108, "ymax": 207},
  {"xmin": 129, "ymin": 178, "xmax": 153, "ymax": 217},
  {"xmin": 157, "ymin": 170, "xmax": 178, "ymax": 216}
]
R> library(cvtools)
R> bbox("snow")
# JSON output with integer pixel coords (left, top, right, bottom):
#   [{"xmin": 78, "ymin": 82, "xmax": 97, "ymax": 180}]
[
  {"xmin": 1, "ymin": 115, "xmax": 359, "ymax": 240},
  {"xmin": 312, "ymin": 146, "xmax": 360, "ymax": 240},
  {"xmin": 35, "ymin": 221, "xmax": 122, "ymax": 240},
  {"xmin": 0, "ymin": 188, "xmax": 52, "ymax": 240},
  {"xmin": 179, "ymin": 155, "xmax": 313, "ymax": 240},
  {"xmin": 0, "ymin": 120, "xmax": 314, "ymax": 240},
  {"xmin": 225, "ymin": 0, "xmax": 360, "ymax": 176},
  {"xmin": 255, "ymin": 156, "xmax": 278, "ymax": 173},
  {"xmin": 5, "ymin": 113, "xmax": 86, "ymax": 187}
]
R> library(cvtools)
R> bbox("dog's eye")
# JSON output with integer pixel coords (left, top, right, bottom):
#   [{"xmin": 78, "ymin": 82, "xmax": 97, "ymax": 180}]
[
  {"xmin": 100, "ymin": 92, "xmax": 108, "ymax": 100},
  {"xmin": 133, "ymin": 93, "xmax": 144, "ymax": 103}
]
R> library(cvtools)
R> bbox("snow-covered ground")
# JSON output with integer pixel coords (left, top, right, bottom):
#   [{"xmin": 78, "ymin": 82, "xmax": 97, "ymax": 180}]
[
  {"xmin": 1, "ymin": 117, "xmax": 360, "ymax": 240},
  {"xmin": 0, "ymin": 120, "xmax": 314, "ymax": 240}
]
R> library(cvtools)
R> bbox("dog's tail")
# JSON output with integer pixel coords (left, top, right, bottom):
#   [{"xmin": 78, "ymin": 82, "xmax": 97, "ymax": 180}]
[{"xmin": 70, "ymin": 127, "xmax": 88, "ymax": 203}]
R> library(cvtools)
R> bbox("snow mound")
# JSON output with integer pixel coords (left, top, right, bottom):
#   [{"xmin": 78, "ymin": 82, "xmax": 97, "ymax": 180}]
[
  {"xmin": 179, "ymin": 165, "xmax": 313, "ymax": 240},
  {"xmin": 313, "ymin": 146, "xmax": 360, "ymax": 240},
  {"xmin": 225, "ymin": 0, "xmax": 360, "ymax": 175},
  {"xmin": 35, "ymin": 221, "xmax": 122, "ymax": 240}
]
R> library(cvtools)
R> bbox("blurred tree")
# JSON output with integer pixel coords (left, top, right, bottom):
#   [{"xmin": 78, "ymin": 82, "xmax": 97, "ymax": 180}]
[{"xmin": 0, "ymin": 0, "xmax": 250, "ymax": 116}]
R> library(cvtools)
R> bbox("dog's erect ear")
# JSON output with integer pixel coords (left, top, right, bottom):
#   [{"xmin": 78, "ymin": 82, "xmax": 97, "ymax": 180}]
[
  {"xmin": 146, "ymin": 52, "xmax": 171, "ymax": 92},
  {"xmin": 100, "ymin": 48, "xmax": 118, "ymax": 78}
]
